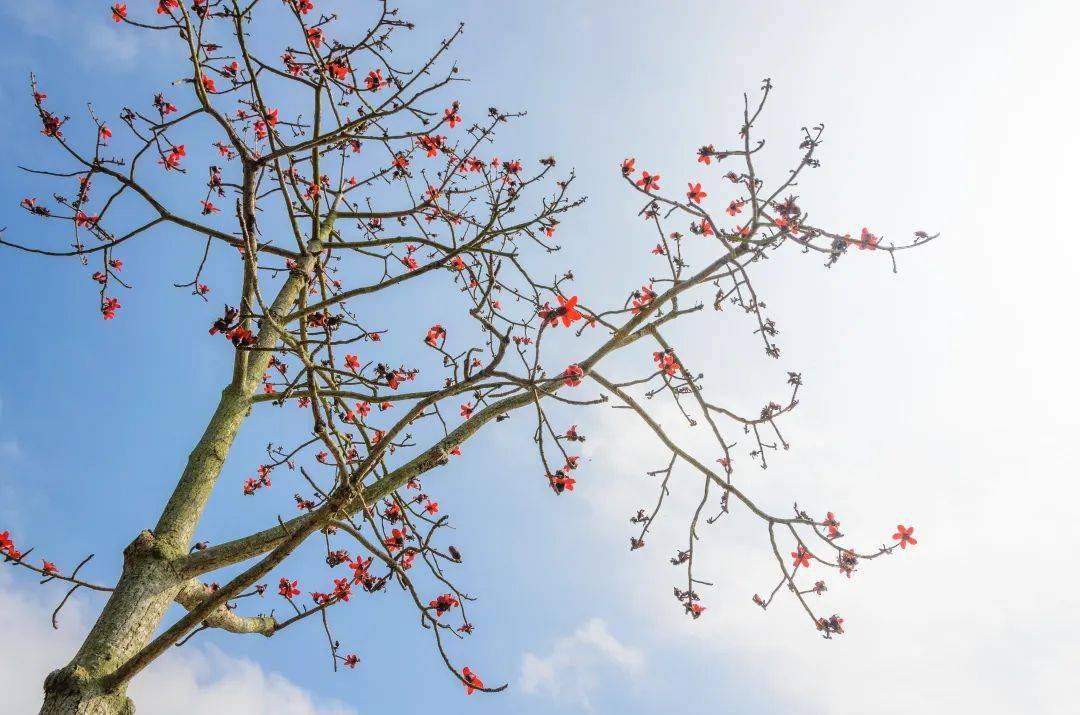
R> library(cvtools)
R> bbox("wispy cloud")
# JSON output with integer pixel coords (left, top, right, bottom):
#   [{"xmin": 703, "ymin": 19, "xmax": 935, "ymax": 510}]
[
  {"xmin": 2, "ymin": 0, "xmax": 140, "ymax": 64},
  {"xmin": 520, "ymin": 618, "xmax": 644, "ymax": 710},
  {"xmin": 0, "ymin": 575, "xmax": 356, "ymax": 715}
]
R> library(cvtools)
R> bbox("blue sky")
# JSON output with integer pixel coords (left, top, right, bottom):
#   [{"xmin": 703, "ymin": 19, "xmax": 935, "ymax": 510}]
[{"xmin": 1, "ymin": 1, "xmax": 1078, "ymax": 713}]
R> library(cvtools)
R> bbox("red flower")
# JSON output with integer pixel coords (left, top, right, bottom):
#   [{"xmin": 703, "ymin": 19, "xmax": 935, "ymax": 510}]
[
  {"xmin": 791, "ymin": 545, "xmax": 812, "ymax": 569},
  {"xmin": 541, "ymin": 294, "xmax": 583, "ymax": 328},
  {"xmin": 0, "ymin": 531, "xmax": 13, "ymax": 553},
  {"xmin": 402, "ymin": 256, "xmax": 418, "ymax": 271},
  {"xmin": 726, "ymin": 199, "xmax": 744, "ymax": 216},
  {"xmin": 200, "ymin": 200, "xmax": 220, "ymax": 215},
  {"xmin": 892, "ymin": 524, "xmax": 917, "ymax": 549},
  {"xmin": 424, "ymin": 500, "xmax": 439, "ymax": 515},
  {"xmin": 549, "ymin": 473, "xmax": 575, "ymax": 494},
  {"xmin": 157, "ymin": 0, "xmax": 179, "ymax": 14},
  {"xmin": 200, "ymin": 74, "xmax": 217, "ymax": 94},
  {"xmin": 306, "ymin": 27, "xmax": 323, "ymax": 47},
  {"xmin": 444, "ymin": 107, "xmax": 461, "ymax": 128},
  {"xmin": 653, "ymin": 350, "xmax": 679, "ymax": 376},
  {"xmin": 111, "ymin": 4, "xmax": 127, "ymax": 22},
  {"xmin": 635, "ymin": 171, "xmax": 660, "ymax": 191},
  {"xmin": 344, "ymin": 354, "xmax": 360, "ymax": 371},
  {"xmin": 384, "ymin": 527, "xmax": 408, "ymax": 552},
  {"xmin": 563, "ymin": 364, "xmax": 584, "ymax": 387},
  {"xmin": 74, "ymin": 211, "xmax": 99, "ymax": 228},
  {"xmin": 429, "ymin": 593, "xmax": 460, "ymax": 617},
  {"xmin": 42, "ymin": 560, "xmax": 59, "ymax": 574},
  {"xmin": 632, "ymin": 285, "xmax": 657, "ymax": 315},
  {"xmin": 364, "ymin": 69, "xmax": 387, "ymax": 91},
  {"xmin": 425, "ymin": 324, "xmax": 446, "ymax": 347},
  {"xmin": 621, "ymin": 157, "xmax": 636, "ymax": 176},
  {"xmin": 417, "ymin": 135, "xmax": 443, "ymax": 157},
  {"xmin": 101, "ymin": 297, "xmax": 121, "ymax": 320},
  {"xmin": 856, "ymin": 227, "xmax": 880, "ymax": 251},
  {"xmin": 697, "ymin": 144, "xmax": 716, "ymax": 164},
  {"xmin": 328, "ymin": 61, "xmax": 349, "ymax": 81},
  {"xmin": 824, "ymin": 512, "xmax": 840, "ymax": 537},
  {"xmin": 686, "ymin": 182, "xmax": 707, "ymax": 204},
  {"xmin": 99, "ymin": 126, "xmax": 112, "ymax": 142},
  {"xmin": 333, "ymin": 578, "xmax": 352, "ymax": 602},
  {"xmin": 162, "ymin": 144, "xmax": 186, "ymax": 170},
  {"xmin": 343, "ymin": 654, "xmax": 359, "ymax": 669},
  {"xmin": 294, "ymin": 0, "xmax": 314, "ymax": 13},
  {"xmin": 688, "ymin": 603, "xmax": 706, "ymax": 618},
  {"xmin": 462, "ymin": 667, "xmax": 484, "ymax": 695},
  {"xmin": 278, "ymin": 578, "xmax": 300, "ymax": 598},
  {"xmin": 460, "ymin": 403, "xmax": 473, "ymax": 419}
]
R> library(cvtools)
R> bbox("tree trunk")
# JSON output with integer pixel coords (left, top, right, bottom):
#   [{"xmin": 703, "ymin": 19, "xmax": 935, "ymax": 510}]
[
  {"xmin": 39, "ymin": 235, "xmax": 325, "ymax": 713},
  {"xmin": 40, "ymin": 532, "xmax": 180, "ymax": 714}
]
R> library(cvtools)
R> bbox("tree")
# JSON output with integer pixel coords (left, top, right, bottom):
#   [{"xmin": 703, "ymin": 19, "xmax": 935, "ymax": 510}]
[{"xmin": 0, "ymin": 2, "xmax": 936, "ymax": 712}]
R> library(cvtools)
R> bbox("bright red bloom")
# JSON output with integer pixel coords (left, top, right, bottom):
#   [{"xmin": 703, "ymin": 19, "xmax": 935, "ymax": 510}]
[
  {"xmin": 278, "ymin": 578, "xmax": 300, "ymax": 598},
  {"xmin": 200, "ymin": 74, "xmax": 217, "ymax": 94},
  {"xmin": 635, "ymin": 171, "xmax": 660, "ymax": 191},
  {"xmin": 344, "ymin": 354, "xmax": 360, "ymax": 371},
  {"xmin": 364, "ymin": 69, "xmax": 387, "ymax": 91},
  {"xmin": 856, "ymin": 227, "xmax": 880, "ymax": 251},
  {"xmin": 549, "ymin": 473, "xmax": 575, "ymax": 494},
  {"xmin": 101, "ymin": 297, "xmax": 121, "ymax": 320},
  {"xmin": 402, "ymin": 256, "xmax": 418, "ymax": 271},
  {"xmin": 791, "ymin": 545, "xmax": 812, "ymax": 569},
  {"xmin": 460, "ymin": 403, "xmax": 473, "ymax": 419},
  {"xmin": 200, "ymin": 200, "xmax": 220, "ymax": 215},
  {"xmin": 425, "ymin": 324, "xmax": 446, "ymax": 347},
  {"xmin": 42, "ymin": 560, "xmax": 58, "ymax": 574},
  {"xmin": 825, "ymin": 512, "xmax": 840, "ymax": 537},
  {"xmin": 542, "ymin": 294, "xmax": 583, "ymax": 328},
  {"xmin": 444, "ymin": 107, "xmax": 461, "ymax": 128},
  {"xmin": 462, "ymin": 667, "xmax": 484, "ymax": 695},
  {"xmin": 653, "ymin": 350, "xmax": 679, "ymax": 376},
  {"xmin": 157, "ymin": 0, "xmax": 179, "ymax": 14},
  {"xmin": 333, "ymin": 578, "xmax": 352, "ymax": 602},
  {"xmin": 621, "ymin": 157, "xmax": 636, "ymax": 176},
  {"xmin": 686, "ymin": 182, "xmax": 707, "ymax": 203},
  {"xmin": 429, "ymin": 593, "xmax": 460, "ymax": 617},
  {"xmin": 162, "ymin": 144, "xmax": 186, "ymax": 170},
  {"xmin": 726, "ymin": 199, "xmax": 745, "ymax": 216},
  {"xmin": 424, "ymin": 500, "xmax": 439, "ymax": 515},
  {"xmin": 0, "ymin": 531, "xmax": 12, "ymax": 553},
  {"xmin": 632, "ymin": 285, "xmax": 657, "ymax": 315},
  {"xmin": 99, "ymin": 125, "xmax": 112, "ymax": 142},
  {"xmin": 343, "ymin": 654, "xmax": 359, "ymax": 669},
  {"xmin": 111, "ymin": 4, "xmax": 127, "ymax": 22},
  {"xmin": 328, "ymin": 61, "xmax": 349, "ymax": 81},
  {"xmin": 892, "ymin": 524, "xmax": 917, "ymax": 549},
  {"xmin": 384, "ymin": 527, "xmax": 408, "ymax": 552},
  {"xmin": 563, "ymin": 364, "xmax": 584, "ymax": 387}
]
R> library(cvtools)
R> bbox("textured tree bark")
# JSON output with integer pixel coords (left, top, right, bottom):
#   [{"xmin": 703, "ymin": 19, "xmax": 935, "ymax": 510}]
[
  {"xmin": 40, "ymin": 532, "xmax": 177, "ymax": 714},
  {"xmin": 38, "ymin": 234, "xmax": 324, "ymax": 713}
]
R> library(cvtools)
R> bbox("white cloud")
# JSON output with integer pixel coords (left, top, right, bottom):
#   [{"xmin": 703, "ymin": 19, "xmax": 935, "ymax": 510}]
[
  {"xmin": 2, "ymin": 0, "xmax": 141, "ymax": 64},
  {"xmin": 0, "ymin": 574, "xmax": 356, "ymax": 715},
  {"xmin": 520, "ymin": 618, "xmax": 644, "ymax": 710}
]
